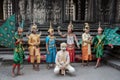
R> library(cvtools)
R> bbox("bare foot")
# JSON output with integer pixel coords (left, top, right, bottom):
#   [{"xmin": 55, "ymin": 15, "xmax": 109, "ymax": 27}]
[
  {"xmin": 12, "ymin": 73, "xmax": 15, "ymax": 77},
  {"xmin": 94, "ymin": 65, "xmax": 99, "ymax": 69},
  {"xmin": 47, "ymin": 66, "xmax": 50, "ymax": 70},
  {"xmin": 17, "ymin": 72, "xmax": 24, "ymax": 76}
]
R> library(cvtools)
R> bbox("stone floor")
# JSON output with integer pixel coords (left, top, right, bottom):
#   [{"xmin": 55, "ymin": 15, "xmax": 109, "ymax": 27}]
[{"xmin": 0, "ymin": 63, "xmax": 120, "ymax": 80}]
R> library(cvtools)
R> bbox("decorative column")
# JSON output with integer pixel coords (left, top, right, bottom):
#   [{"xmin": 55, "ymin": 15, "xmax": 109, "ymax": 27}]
[
  {"xmin": 3, "ymin": 0, "xmax": 13, "ymax": 20},
  {"xmin": 77, "ymin": 0, "xmax": 81, "ymax": 21},
  {"xmin": 85, "ymin": 0, "xmax": 88, "ymax": 21},
  {"xmin": 115, "ymin": 0, "xmax": 120, "ymax": 23}
]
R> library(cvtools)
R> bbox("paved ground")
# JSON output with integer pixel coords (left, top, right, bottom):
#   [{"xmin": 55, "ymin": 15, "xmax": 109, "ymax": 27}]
[{"xmin": 0, "ymin": 63, "xmax": 120, "ymax": 80}]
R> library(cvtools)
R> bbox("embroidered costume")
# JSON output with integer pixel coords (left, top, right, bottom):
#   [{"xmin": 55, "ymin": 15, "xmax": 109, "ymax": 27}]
[
  {"xmin": 58, "ymin": 21, "xmax": 80, "ymax": 62},
  {"xmin": 28, "ymin": 23, "xmax": 41, "ymax": 71},
  {"xmin": 46, "ymin": 21, "xmax": 57, "ymax": 69},
  {"xmin": 54, "ymin": 43, "xmax": 75, "ymax": 75},
  {"xmin": 81, "ymin": 23, "xmax": 92, "ymax": 64}
]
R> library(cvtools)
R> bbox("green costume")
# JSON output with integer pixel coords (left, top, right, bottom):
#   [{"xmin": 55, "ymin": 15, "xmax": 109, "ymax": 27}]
[
  {"xmin": 13, "ymin": 32, "xmax": 25, "ymax": 64},
  {"xmin": 93, "ymin": 34, "xmax": 107, "ymax": 58},
  {"xmin": 0, "ymin": 15, "xmax": 25, "ymax": 64}
]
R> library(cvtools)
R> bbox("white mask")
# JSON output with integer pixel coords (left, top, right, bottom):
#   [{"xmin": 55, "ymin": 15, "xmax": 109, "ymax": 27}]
[
  {"xmin": 60, "ymin": 43, "xmax": 67, "ymax": 51},
  {"xmin": 61, "ymin": 46, "xmax": 66, "ymax": 51}
]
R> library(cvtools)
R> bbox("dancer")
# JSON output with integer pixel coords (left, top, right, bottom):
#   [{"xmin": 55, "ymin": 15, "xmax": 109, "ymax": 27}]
[
  {"xmin": 28, "ymin": 23, "xmax": 41, "ymax": 71},
  {"xmin": 54, "ymin": 42, "xmax": 75, "ymax": 75},
  {"xmin": 93, "ymin": 23, "xmax": 113, "ymax": 68},
  {"xmin": 81, "ymin": 23, "xmax": 92, "ymax": 66},
  {"xmin": 46, "ymin": 21, "xmax": 57, "ymax": 69},
  {"xmin": 12, "ymin": 27, "xmax": 25, "ymax": 77},
  {"xmin": 58, "ymin": 21, "xmax": 80, "ymax": 62}
]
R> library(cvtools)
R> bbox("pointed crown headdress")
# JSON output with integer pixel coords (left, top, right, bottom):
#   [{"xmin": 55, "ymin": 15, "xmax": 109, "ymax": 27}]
[
  {"xmin": 31, "ymin": 22, "xmax": 37, "ymax": 31},
  {"xmin": 68, "ymin": 21, "xmax": 74, "ymax": 30},
  {"xmin": 48, "ymin": 21, "xmax": 54, "ymax": 33},
  {"xmin": 83, "ymin": 22, "xmax": 90, "ymax": 31},
  {"xmin": 98, "ymin": 22, "xmax": 103, "ymax": 31}
]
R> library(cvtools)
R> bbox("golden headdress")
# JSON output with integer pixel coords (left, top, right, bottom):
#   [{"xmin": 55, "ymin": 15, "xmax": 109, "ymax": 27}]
[
  {"xmin": 68, "ymin": 21, "xmax": 74, "ymax": 30},
  {"xmin": 83, "ymin": 22, "xmax": 90, "ymax": 31},
  {"xmin": 98, "ymin": 22, "xmax": 103, "ymax": 31},
  {"xmin": 48, "ymin": 21, "xmax": 54, "ymax": 33},
  {"xmin": 31, "ymin": 23, "xmax": 37, "ymax": 31}
]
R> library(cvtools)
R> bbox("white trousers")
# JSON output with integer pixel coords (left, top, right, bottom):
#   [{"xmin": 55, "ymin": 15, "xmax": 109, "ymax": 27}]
[{"xmin": 54, "ymin": 65, "xmax": 75, "ymax": 74}]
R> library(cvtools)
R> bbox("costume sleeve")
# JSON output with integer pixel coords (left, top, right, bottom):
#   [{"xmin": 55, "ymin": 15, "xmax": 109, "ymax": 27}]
[
  {"xmin": 92, "ymin": 36, "xmax": 97, "ymax": 45},
  {"xmin": 28, "ymin": 35, "xmax": 34, "ymax": 46},
  {"xmin": 14, "ymin": 32, "xmax": 19, "ymax": 40},
  {"xmin": 37, "ymin": 35, "xmax": 40, "ymax": 45},
  {"xmin": 46, "ymin": 36, "xmax": 49, "ymax": 45}
]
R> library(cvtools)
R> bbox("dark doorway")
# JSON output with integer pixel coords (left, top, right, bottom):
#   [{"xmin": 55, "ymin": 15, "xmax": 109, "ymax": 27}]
[{"xmin": 0, "ymin": 0, "xmax": 3, "ymax": 20}]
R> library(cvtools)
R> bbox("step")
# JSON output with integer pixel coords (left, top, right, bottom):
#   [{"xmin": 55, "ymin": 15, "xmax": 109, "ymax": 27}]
[
  {"xmin": 0, "ymin": 47, "xmax": 81, "ymax": 51},
  {"xmin": 104, "ymin": 56, "xmax": 120, "ymax": 71},
  {"xmin": 0, "ymin": 50, "xmax": 82, "ymax": 55},
  {"xmin": 0, "ymin": 54, "xmax": 97, "ymax": 65},
  {"xmin": 22, "ymin": 31, "xmax": 98, "ymax": 36},
  {"xmin": 109, "ymin": 53, "xmax": 120, "ymax": 60}
]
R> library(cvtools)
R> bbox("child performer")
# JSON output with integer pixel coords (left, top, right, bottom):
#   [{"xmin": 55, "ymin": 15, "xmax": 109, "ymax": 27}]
[
  {"xmin": 12, "ymin": 27, "xmax": 25, "ymax": 77},
  {"xmin": 93, "ymin": 22, "xmax": 113, "ymax": 68},
  {"xmin": 82, "ymin": 23, "xmax": 92, "ymax": 66},
  {"xmin": 28, "ymin": 23, "xmax": 41, "ymax": 71},
  {"xmin": 46, "ymin": 21, "xmax": 57, "ymax": 69}
]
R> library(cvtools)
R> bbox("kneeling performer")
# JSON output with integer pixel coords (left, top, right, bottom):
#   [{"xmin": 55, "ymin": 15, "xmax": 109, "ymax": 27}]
[{"xmin": 54, "ymin": 43, "xmax": 75, "ymax": 75}]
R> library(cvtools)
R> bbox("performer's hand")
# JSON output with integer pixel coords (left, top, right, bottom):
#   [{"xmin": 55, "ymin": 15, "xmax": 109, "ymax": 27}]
[
  {"xmin": 109, "ymin": 44, "xmax": 113, "ymax": 48},
  {"xmin": 26, "ymin": 34, "xmax": 29, "ymax": 38},
  {"xmin": 20, "ymin": 39, "xmax": 23, "ymax": 42},
  {"xmin": 61, "ymin": 66, "xmax": 65, "ymax": 70},
  {"xmin": 17, "ymin": 39, "xmax": 21, "ymax": 42},
  {"xmin": 89, "ymin": 36, "xmax": 93, "ymax": 41},
  {"xmin": 47, "ymin": 51, "xmax": 50, "ymax": 54},
  {"xmin": 35, "ymin": 43, "xmax": 38, "ymax": 46},
  {"xmin": 39, "ymin": 31, "xmax": 42, "ymax": 36}
]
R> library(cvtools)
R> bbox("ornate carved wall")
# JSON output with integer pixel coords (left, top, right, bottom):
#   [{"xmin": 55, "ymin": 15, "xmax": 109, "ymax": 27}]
[
  {"xmin": 18, "ymin": 0, "xmax": 62, "ymax": 24},
  {"xmin": 2, "ymin": 0, "xmax": 118, "ymax": 24}
]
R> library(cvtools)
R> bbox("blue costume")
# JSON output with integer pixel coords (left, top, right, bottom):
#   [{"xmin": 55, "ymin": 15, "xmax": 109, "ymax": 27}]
[{"xmin": 46, "ymin": 36, "xmax": 56, "ymax": 63}]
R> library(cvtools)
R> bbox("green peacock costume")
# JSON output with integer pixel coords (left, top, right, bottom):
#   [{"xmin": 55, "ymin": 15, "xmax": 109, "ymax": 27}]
[
  {"xmin": 13, "ymin": 32, "xmax": 25, "ymax": 64},
  {"xmin": 93, "ymin": 27, "xmax": 120, "ymax": 58},
  {"xmin": 93, "ymin": 34, "xmax": 108, "ymax": 58},
  {"xmin": 0, "ymin": 15, "xmax": 25, "ymax": 64}
]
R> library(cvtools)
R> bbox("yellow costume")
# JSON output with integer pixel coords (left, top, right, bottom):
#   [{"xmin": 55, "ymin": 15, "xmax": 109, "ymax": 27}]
[
  {"xmin": 28, "ymin": 25, "xmax": 41, "ymax": 63},
  {"xmin": 82, "ymin": 23, "xmax": 92, "ymax": 61}
]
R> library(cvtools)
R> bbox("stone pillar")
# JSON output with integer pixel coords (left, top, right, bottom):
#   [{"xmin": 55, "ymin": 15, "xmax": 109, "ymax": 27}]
[
  {"xmin": 19, "ymin": 0, "xmax": 25, "ymax": 20},
  {"xmin": 3, "ymin": 0, "xmax": 13, "ymax": 20},
  {"xmin": 94, "ymin": 0, "xmax": 101, "ymax": 23},
  {"xmin": 115, "ymin": 0, "xmax": 120, "ymax": 23},
  {"xmin": 77, "ymin": 0, "xmax": 81, "ymax": 21},
  {"xmin": 87, "ymin": 0, "xmax": 94, "ymax": 22}
]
